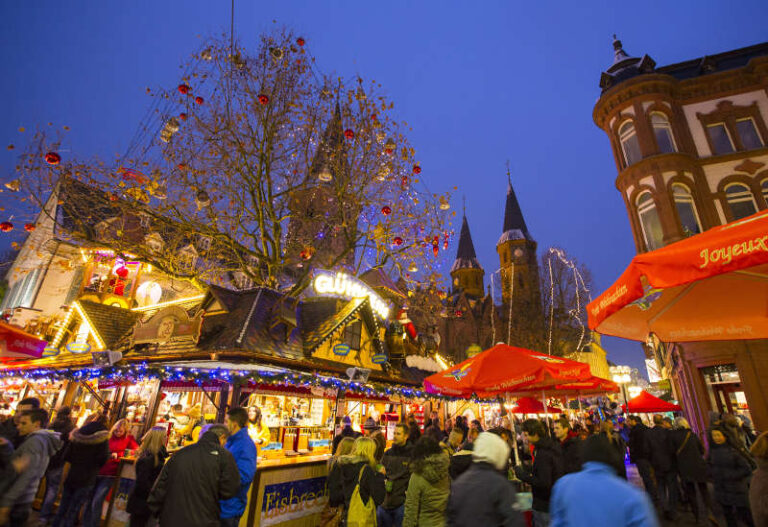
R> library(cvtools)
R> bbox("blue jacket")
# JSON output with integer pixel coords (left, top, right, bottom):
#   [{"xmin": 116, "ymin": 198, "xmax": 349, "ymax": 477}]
[
  {"xmin": 550, "ymin": 462, "xmax": 659, "ymax": 527},
  {"xmin": 220, "ymin": 427, "xmax": 258, "ymax": 518}
]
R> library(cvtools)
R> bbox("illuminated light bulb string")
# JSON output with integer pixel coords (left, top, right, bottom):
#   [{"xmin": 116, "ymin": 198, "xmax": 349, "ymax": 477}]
[{"xmin": 546, "ymin": 247, "xmax": 592, "ymax": 355}]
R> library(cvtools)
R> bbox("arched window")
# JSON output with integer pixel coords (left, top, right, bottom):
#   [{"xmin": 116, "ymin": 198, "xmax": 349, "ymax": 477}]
[
  {"xmin": 762, "ymin": 179, "xmax": 768, "ymax": 206},
  {"xmin": 619, "ymin": 121, "xmax": 642, "ymax": 166},
  {"xmin": 725, "ymin": 183, "xmax": 758, "ymax": 220},
  {"xmin": 671, "ymin": 184, "xmax": 702, "ymax": 235},
  {"xmin": 636, "ymin": 191, "xmax": 664, "ymax": 251},
  {"xmin": 651, "ymin": 113, "xmax": 677, "ymax": 154}
]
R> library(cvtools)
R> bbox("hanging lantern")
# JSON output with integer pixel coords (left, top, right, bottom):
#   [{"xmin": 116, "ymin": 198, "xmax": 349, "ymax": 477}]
[
  {"xmin": 178, "ymin": 84, "xmax": 190, "ymax": 95},
  {"xmin": 376, "ymin": 132, "xmax": 386, "ymax": 144},
  {"xmin": 179, "ymin": 112, "xmax": 188, "ymax": 121},
  {"xmin": 44, "ymin": 152, "xmax": 61, "ymax": 165},
  {"xmin": 384, "ymin": 138, "xmax": 395, "ymax": 154},
  {"xmin": 432, "ymin": 244, "xmax": 439, "ymax": 257},
  {"xmin": 439, "ymin": 196, "xmax": 450, "ymax": 210},
  {"xmin": 412, "ymin": 165, "xmax": 421, "ymax": 175},
  {"xmin": 393, "ymin": 236, "xmax": 403, "ymax": 246},
  {"xmin": 401, "ymin": 176, "xmax": 408, "ymax": 190},
  {"xmin": 4, "ymin": 179, "xmax": 20, "ymax": 192},
  {"xmin": 195, "ymin": 190, "xmax": 211, "ymax": 209},
  {"xmin": 115, "ymin": 265, "xmax": 129, "ymax": 279},
  {"xmin": 381, "ymin": 205, "xmax": 391, "ymax": 216},
  {"xmin": 0, "ymin": 222, "xmax": 13, "ymax": 233},
  {"xmin": 24, "ymin": 223, "xmax": 35, "ymax": 232},
  {"xmin": 258, "ymin": 94, "xmax": 269, "ymax": 105},
  {"xmin": 201, "ymin": 48, "xmax": 212, "ymax": 61},
  {"xmin": 296, "ymin": 37, "xmax": 305, "ymax": 46},
  {"xmin": 195, "ymin": 96, "xmax": 204, "ymax": 105},
  {"xmin": 377, "ymin": 166, "xmax": 390, "ymax": 181},
  {"xmin": 269, "ymin": 47, "xmax": 284, "ymax": 61},
  {"xmin": 317, "ymin": 164, "xmax": 333, "ymax": 182},
  {"xmin": 408, "ymin": 263, "xmax": 418, "ymax": 273},
  {"xmin": 344, "ymin": 129, "xmax": 355, "ymax": 140}
]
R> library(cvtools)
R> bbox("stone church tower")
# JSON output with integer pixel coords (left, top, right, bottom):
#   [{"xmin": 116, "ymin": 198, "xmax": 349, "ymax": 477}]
[{"xmin": 449, "ymin": 213, "xmax": 484, "ymax": 298}]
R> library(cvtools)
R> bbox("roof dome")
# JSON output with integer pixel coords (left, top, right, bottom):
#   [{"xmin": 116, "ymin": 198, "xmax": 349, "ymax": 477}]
[{"xmin": 599, "ymin": 36, "xmax": 656, "ymax": 93}]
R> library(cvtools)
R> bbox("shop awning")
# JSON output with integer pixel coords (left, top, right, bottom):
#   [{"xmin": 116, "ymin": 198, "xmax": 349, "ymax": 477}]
[
  {"xmin": 622, "ymin": 390, "xmax": 681, "ymax": 413},
  {"xmin": 0, "ymin": 321, "xmax": 47, "ymax": 359},
  {"xmin": 160, "ymin": 380, "xmax": 225, "ymax": 392}
]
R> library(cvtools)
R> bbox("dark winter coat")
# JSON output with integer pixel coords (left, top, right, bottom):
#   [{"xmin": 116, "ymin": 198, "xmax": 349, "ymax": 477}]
[
  {"xmin": 670, "ymin": 429, "xmax": 708, "ymax": 483},
  {"xmin": 707, "ymin": 442, "xmax": 753, "ymax": 507},
  {"xmin": 147, "ymin": 431, "xmax": 241, "ymax": 527},
  {"xmin": 447, "ymin": 462, "xmax": 524, "ymax": 527},
  {"xmin": 62, "ymin": 423, "xmax": 110, "ymax": 489},
  {"xmin": 381, "ymin": 443, "xmax": 412, "ymax": 509},
  {"xmin": 0, "ymin": 419, "xmax": 21, "ymax": 448},
  {"xmin": 599, "ymin": 432, "xmax": 627, "ymax": 479},
  {"xmin": 560, "ymin": 433, "xmax": 582, "ymax": 475},
  {"xmin": 646, "ymin": 425, "xmax": 674, "ymax": 474},
  {"xmin": 327, "ymin": 455, "xmax": 386, "ymax": 512},
  {"xmin": 749, "ymin": 459, "xmax": 768, "ymax": 527},
  {"xmin": 513, "ymin": 436, "xmax": 563, "ymax": 512},
  {"xmin": 449, "ymin": 443, "xmax": 473, "ymax": 480},
  {"xmin": 627, "ymin": 422, "xmax": 650, "ymax": 463},
  {"xmin": 47, "ymin": 415, "xmax": 75, "ymax": 470},
  {"xmin": 0, "ymin": 429, "xmax": 61, "ymax": 509},
  {"xmin": 331, "ymin": 426, "xmax": 361, "ymax": 454},
  {"xmin": 403, "ymin": 453, "xmax": 450, "ymax": 527},
  {"xmin": 0, "ymin": 439, "xmax": 16, "ymax": 497},
  {"xmin": 126, "ymin": 447, "xmax": 168, "ymax": 517}
]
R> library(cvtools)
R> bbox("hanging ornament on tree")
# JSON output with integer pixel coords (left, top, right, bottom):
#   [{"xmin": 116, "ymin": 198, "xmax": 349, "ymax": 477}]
[
  {"xmin": 355, "ymin": 86, "xmax": 366, "ymax": 101},
  {"xmin": 384, "ymin": 138, "xmax": 395, "ymax": 155},
  {"xmin": 195, "ymin": 96, "xmax": 204, "ymax": 105},
  {"xmin": 195, "ymin": 190, "xmax": 211, "ymax": 210},
  {"xmin": 408, "ymin": 263, "xmax": 418, "ymax": 273},
  {"xmin": 258, "ymin": 94, "xmax": 269, "ymax": 105},
  {"xmin": 401, "ymin": 176, "xmax": 408, "ymax": 190},
  {"xmin": 200, "ymin": 48, "xmax": 212, "ymax": 61},
  {"xmin": 179, "ymin": 112, "xmax": 187, "ymax": 121},
  {"xmin": 455, "ymin": 310, "xmax": 463, "ymax": 317},
  {"xmin": 439, "ymin": 196, "xmax": 450, "ymax": 210},
  {"xmin": 24, "ymin": 223, "xmax": 35, "ymax": 232},
  {"xmin": 412, "ymin": 165, "xmax": 421, "ymax": 175},
  {"xmin": 370, "ymin": 113, "xmax": 377, "ymax": 121},
  {"xmin": 300, "ymin": 246, "xmax": 315, "ymax": 260},
  {"xmin": 344, "ymin": 129, "xmax": 355, "ymax": 140},
  {"xmin": 381, "ymin": 205, "xmax": 391, "ymax": 216},
  {"xmin": 377, "ymin": 166, "xmax": 390, "ymax": 181},
  {"xmin": 44, "ymin": 152, "xmax": 61, "ymax": 165},
  {"xmin": 0, "ymin": 222, "xmax": 13, "ymax": 233},
  {"xmin": 178, "ymin": 84, "xmax": 190, "ymax": 95},
  {"xmin": 4, "ymin": 179, "xmax": 20, "ymax": 192},
  {"xmin": 269, "ymin": 47, "xmax": 284, "ymax": 61},
  {"xmin": 393, "ymin": 236, "xmax": 403, "ymax": 246},
  {"xmin": 432, "ymin": 244, "xmax": 439, "ymax": 257},
  {"xmin": 296, "ymin": 37, "xmax": 305, "ymax": 46},
  {"xmin": 443, "ymin": 241, "xmax": 448, "ymax": 250}
]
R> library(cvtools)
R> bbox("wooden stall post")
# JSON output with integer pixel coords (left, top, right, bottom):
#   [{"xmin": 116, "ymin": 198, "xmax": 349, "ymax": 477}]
[{"xmin": 216, "ymin": 384, "xmax": 230, "ymax": 423}]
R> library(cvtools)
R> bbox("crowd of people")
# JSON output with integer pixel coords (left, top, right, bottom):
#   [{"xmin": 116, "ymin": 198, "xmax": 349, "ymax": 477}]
[{"xmin": 0, "ymin": 399, "xmax": 262, "ymax": 527}]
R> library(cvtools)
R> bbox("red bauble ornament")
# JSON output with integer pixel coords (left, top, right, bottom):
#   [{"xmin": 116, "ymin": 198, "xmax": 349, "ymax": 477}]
[
  {"xmin": 370, "ymin": 113, "xmax": 377, "ymax": 121},
  {"xmin": 0, "ymin": 221, "xmax": 13, "ymax": 233},
  {"xmin": 258, "ymin": 94, "xmax": 269, "ymax": 105},
  {"xmin": 344, "ymin": 129, "xmax": 354, "ymax": 140},
  {"xmin": 432, "ymin": 244, "xmax": 439, "ymax": 257},
  {"xmin": 384, "ymin": 147, "xmax": 394, "ymax": 155},
  {"xmin": 393, "ymin": 236, "xmax": 403, "ymax": 246},
  {"xmin": 381, "ymin": 206, "xmax": 391, "ymax": 215},
  {"xmin": 24, "ymin": 223, "xmax": 35, "ymax": 232},
  {"xmin": 413, "ymin": 165, "xmax": 421, "ymax": 175},
  {"xmin": 178, "ymin": 84, "xmax": 190, "ymax": 95},
  {"xmin": 44, "ymin": 152, "xmax": 61, "ymax": 165},
  {"xmin": 179, "ymin": 112, "xmax": 188, "ymax": 121},
  {"xmin": 296, "ymin": 37, "xmax": 305, "ymax": 46},
  {"xmin": 116, "ymin": 266, "xmax": 129, "ymax": 278},
  {"xmin": 195, "ymin": 96, "xmax": 204, "ymax": 105}
]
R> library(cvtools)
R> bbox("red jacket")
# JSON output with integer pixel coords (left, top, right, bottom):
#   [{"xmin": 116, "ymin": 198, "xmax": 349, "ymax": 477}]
[{"xmin": 99, "ymin": 434, "xmax": 139, "ymax": 476}]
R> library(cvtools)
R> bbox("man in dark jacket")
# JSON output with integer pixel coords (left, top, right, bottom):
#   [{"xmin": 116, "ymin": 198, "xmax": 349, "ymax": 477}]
[
  {"xmin": 377, "ymin": 423, "xmax": 411, "ymax": 527},
  {"xmin": 0, "ymin": 408, "xmax": 61, "ymax": 527},
  {"xmin": 148, "ymin": 425, "xmax": 240, "ymax": 527},
  {"xmin": 627, "ymin": 415, "xmax": 657, "ymax": 503},
  {"xmin": 647, "ymin": 414, "xmax": 677, "ymax": 519},
  {"xmin": 513, "ymin": 419, "xmax": 564, "ymax": 526},
  {"xmin": 52, "ymin": 418, "xmax": 110, "ymax": 527},
  {"xmin": 448, "ymin": 432, "xmax": 524, "ymax": 527},
  {"xmin": 553, "ymin": 418, "xmax": 581, "ymax": 474},
  {"xmin": 331, "ymin": 416, "xmax": 361, "ymax": 454},
  {"xmin": 39, "ymin": 407, "xmax": 76, "ymax": 523}
]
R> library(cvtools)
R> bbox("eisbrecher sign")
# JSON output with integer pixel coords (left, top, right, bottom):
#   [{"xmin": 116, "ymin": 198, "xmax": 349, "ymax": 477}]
[{"xmin": 131, "ymin": 306, "xmax": 203, "ymax": 346}]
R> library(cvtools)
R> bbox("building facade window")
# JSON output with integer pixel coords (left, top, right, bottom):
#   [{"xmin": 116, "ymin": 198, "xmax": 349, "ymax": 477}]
[
  {"xmin": 735, "ymin": 118, "xmax": 764, "ymax": 150},
  {"xmin": 762, "ymin": 178, "xmax": 768, "ymax": 205},
  {"xmin": 706, "ymin": 123, "xmax": 735, "ymax": 155},
  {"xmin": 724, "ymin": 183, "xmax": 758, "ymax": 220},
  {"xmin": 342, "ymin": 320, "xmax": 362, "ymax": 351},
  {"xmin": 671, "ymin": 183, "xmax": 702, "ymax": 235},
  {"xmin": 651, "ymin": 113, "xmax": 676, "ymax": 154},
  {"xmin": 619, "ymin": 120, "xmax": 642, "ymax": 166},
  {"xmin": 636, "ymin": 191, "xmax": 664, "ymax": 251},
  {"xmin": 700, "ymin": 364, "xmax": 751, "ymax": 425}
]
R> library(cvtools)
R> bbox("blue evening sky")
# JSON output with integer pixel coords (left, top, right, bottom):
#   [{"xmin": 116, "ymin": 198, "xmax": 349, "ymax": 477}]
[{"xmin": 1, "ymin": 1, "xmax": 766, "ymax": 377}]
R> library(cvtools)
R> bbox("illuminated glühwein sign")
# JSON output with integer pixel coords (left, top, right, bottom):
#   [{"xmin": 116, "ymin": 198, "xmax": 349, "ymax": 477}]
[{"xmin": 312, "ymin": 271, "xmax": 390, "ymax": 319}]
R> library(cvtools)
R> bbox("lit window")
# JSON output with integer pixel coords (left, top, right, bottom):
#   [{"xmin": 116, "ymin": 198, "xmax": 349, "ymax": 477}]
[
  {"xmin": 651, "ymin": 113, "xmax": 676, "ymax": 154},
  {"xmin": 706, "ymin": 123, "xmax": 735, "ymax": 155},
  {"xmin": 636, "ymin": 192, "xmax": 664, "ymax": 251},
  {"xmin": 725, "ymin": 183, "xmax": 758, "ymax": 220},
  {"xmin": 735, "ymin": 118, "xmax": 763, "ymax": 150},
  {"xmin": 671, "ymin": 184, "xmax": 702, "ymax": 235},
  {"xmin": 619, "ymin": 121, "xmax": 642, "ymax": 166}
]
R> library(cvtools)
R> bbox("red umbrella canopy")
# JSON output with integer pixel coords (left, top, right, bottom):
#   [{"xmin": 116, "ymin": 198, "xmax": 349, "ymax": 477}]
[
  {"xmin": 511, "ymin": 397, "xmax": 562, "ymax": 414},
  {"xmin": 423, "ymin": 343, "xmax": 591, "ymax": 398},
  {"xmin": 514, "ymin": 375, "xmax": 620, "ymax": 398},
  {"xmin": 624, "ymin": 390, "xmax": 681, "ymax": 413}
]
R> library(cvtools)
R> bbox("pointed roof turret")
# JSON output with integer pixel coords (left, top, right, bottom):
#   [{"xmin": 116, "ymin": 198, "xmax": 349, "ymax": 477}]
[
  {"xmin": 599, "ymin": 35, "xmax": 656, "ymax": 93},
  {"xmin": 497, "ymin": 173, "xmax": 531, "ymax": 246},
  {"xmin": 450, "ymin": 213, "xmax": 483, "ymax": 273},
  {"xmin": 310, "ymin": 101, "xmax": 347, "ymax": 183}
]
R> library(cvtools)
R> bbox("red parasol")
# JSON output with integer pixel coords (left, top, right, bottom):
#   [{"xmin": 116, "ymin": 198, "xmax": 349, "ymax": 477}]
[
  {"xmin": 622, "ymin": 390, "xmax": 681, "ymax": 413},
  {"xmin": 423, "ymin": 343, "xmax": 591, "ymax": 398},
  {"xmin": 588, "ymin": 209, "xmax": 768, "ymax": 342},
  {"xmin": 514, "ymin": 375, "xmax": 619, "ymax": 397},
  {"xmin": 511, "ymin": 397, "xmax": 562, "ymax": 414}
]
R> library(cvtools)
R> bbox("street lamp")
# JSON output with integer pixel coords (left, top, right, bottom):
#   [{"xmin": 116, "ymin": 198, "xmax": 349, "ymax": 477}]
[{"xmin": 610, "ymin": 365, "xmax": 632, "ymax": 411}]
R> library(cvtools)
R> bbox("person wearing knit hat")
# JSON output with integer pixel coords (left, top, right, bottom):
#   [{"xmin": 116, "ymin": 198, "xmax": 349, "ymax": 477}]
[
  {"xmin": 447, "ymin": 432, "xmax": 524, "ymax": 526},
  {"xmin": 549, "ymin": 435, "xmax": 659, "ymax": 527}
]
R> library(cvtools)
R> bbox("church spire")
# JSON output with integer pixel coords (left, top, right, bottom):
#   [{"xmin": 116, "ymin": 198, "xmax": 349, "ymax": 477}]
[
  {"xmin": 310, "ymin": 101, "xmax": 346, "ymax": 183},
  {"xmin": 499, "ymin": 170, "xmax": 531, "ymax": 245},
  {"xmin": 450, "ymin": 208, "xmax": 484, "ymax": 297}
]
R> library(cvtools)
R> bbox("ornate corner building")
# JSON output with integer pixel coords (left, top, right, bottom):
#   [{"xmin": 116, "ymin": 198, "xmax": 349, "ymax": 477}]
[{"xmin": 594, "ymin": 38, "xmax": 768, "ymax": 433}]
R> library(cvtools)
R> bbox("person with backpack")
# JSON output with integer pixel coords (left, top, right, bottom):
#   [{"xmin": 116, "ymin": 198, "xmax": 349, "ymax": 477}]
[
  {"xmin": 328, "ymin": 436, "xmax": 386, "ymax": 526},
  {"xmin": 707, "ymin": 427, "xmax": 755, "ymax": 527},
  {"xmin": 402, "ymin": 436, "xmax": 450, "ymax": 527},
  {"xmin": 126, "ymin": 427, "xmax": 168, "ymax": 527}
]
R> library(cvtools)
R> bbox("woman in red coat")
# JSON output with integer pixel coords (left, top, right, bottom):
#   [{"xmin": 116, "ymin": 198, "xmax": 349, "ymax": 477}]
[{"xmin": 84, "ymin": 418, "xmax": 139, "ymax": 527}]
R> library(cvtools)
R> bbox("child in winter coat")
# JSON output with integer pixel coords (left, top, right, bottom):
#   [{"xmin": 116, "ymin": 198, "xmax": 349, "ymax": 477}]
[{"xmin": 403, "ymin": 436, "xmax": 450, "ymax": 527}]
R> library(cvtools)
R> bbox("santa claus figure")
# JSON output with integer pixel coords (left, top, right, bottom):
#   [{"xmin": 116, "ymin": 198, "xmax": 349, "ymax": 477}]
[{"xmin": 397, "ymin": 308, "xmax": 418, "ymax": 340}]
